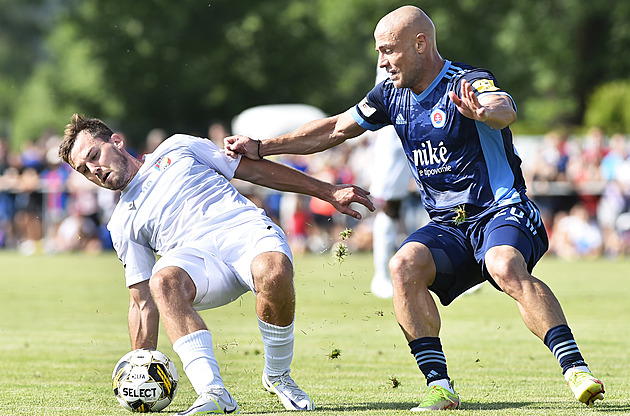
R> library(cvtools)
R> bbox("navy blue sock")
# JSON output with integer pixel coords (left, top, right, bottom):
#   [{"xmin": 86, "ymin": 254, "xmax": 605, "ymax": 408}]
[
  {"xmin": 544, "ymin": 324, "xmax": 587, "ymax": 374},
  {"xmin": 409, "ymin": 337, "xmax": 449, "ymax": 385}
]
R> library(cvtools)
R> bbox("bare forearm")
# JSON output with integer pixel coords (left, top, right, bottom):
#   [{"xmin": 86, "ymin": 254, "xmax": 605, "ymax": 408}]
[
  {"xmin": 260, "ymin": 111, "xmax": 366, "ymax": 157},
  {"xmin": 128, "ymin": 297, "xmax": 160, "ymax": 349},
  {"xmin": 259, "ymin": 117, "xmax": 343, "ymax": 156},
  {"xmin": 479, "ymin": 95, "xmax": 517, "ymax": 130},
  {"xmin": 234, "ymin": 158, "xmax": 374, "ymax": 219},
  {"xmin": 224, "ymin": 110, "xmax": 365, "ymax": 160},
  {"xmin": 237, "ymin": 158, "xmax": 333, "ymax": 199}
]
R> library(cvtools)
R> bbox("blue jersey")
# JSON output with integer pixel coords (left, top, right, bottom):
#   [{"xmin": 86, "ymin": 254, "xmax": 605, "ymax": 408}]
[{"xmin": 351, "ymin": 60, "xmax": 528, "ymax": 223}]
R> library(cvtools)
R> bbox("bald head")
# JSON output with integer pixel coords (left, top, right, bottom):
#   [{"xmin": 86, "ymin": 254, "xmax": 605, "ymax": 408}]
[
  {"xmin": 375, "ymin": 6, "xmax": 437, "ymax": 51},
  {"xmin": 374, "ymin": 6, "xmax": 443, "ymax": 93}
]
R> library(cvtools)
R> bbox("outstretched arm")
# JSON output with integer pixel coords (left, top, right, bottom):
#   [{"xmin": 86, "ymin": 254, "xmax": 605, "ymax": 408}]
[
  {"xmin": 224, "ymin": 110, "xmax": 367, "ymax": 159},
  {"xmin": 128, "ymin": 280, "xmax": 160, "ymax": 349},
  {"xmin": 234, "ymin": 157, "xmax": 374, "ymax": 219},
  {"xmin": 448, "ymin": 79, "xmax": 517, "ymax": 130}
]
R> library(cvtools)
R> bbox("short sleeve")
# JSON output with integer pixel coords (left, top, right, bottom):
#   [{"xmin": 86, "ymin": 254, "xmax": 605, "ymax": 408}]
[
  {"xmin": 350, "ymin": 81, "xmax": 392, "ymax": 131},
  {"xmin": 111, "ymin": 232, "xmax": 156, "ymax": 287},
  {"xmin": 175, "ymin": 134, "xmax": 242, "ymax": 180}
]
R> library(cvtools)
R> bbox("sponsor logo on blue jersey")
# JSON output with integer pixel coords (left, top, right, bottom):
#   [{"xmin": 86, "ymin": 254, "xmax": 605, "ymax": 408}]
[
  {"xmin": 412, "ymin": 140, "xmax": 452, "ymax": 178},
  {"xmin": 412, "ymin": 140, "xmax": 449, "ymax": 166}
]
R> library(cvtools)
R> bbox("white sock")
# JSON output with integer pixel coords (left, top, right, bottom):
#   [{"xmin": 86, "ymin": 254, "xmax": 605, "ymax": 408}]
[
  {"xmin": 564, "ymin": 365, "xmax": 591, "ymax": 382},
  {"xmin": 428, "ymin": 378, "xmax": 454, "ymax": 394},
  {"xmin": 172, "ymin": 329, "xmax": 224, "ymax": 394},
  {"xmin": 258, "ymin": 318, "xmax": 294, "ymax": 376},
  {"xmin": 372, "ymin": 212, "xmax": 397, "ymax": 281}
]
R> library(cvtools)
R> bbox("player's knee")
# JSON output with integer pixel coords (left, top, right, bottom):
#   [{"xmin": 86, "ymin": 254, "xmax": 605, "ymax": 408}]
[
  {"xmin": 485, "ymin": 257, "xmax": 510, "ymax": 282},
  {"xmin": 388, "ymin": 253, "xmax": 405, "ymax": 279},
  {"xmin": 150, "ymin": 267, "xmax": 195, "ymax": 303},
  {"xmin": 256, "ymin": 271, "xmax": 293, "ymax": 296},
  {"xmin": 149, "ymin": 271, "xmax": 169, "ymax": 297},
  {"xmin": 485, "ymin": 248, "xmax": 527, "ymax": 293},
  {"xmin": 252, "ymin": 252, "xmax": 294, "ymax": 295},
  {"xmin": 389, "ymin": 245, "xmax": 433, "ymax": 287}
]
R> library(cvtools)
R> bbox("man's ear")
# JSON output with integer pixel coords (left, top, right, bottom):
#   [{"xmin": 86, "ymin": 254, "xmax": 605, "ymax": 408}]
[
  {"xmin": 111, "ymin": 133, "xmax": 124, "ymax": 149},
  {"xmin": 415, "ymin": 33, "xmax": 427, "ymax": 54}
]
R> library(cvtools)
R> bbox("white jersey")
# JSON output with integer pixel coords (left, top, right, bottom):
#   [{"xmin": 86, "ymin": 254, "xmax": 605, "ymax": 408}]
[
  {"xmin": 369, "ymin": 66, "xmax": 413, "ymax": 201},
  {"xmin": 369, "ymin": 125, "xmax": 413, "ymax": 200},
  {"xmin": 108, "ymin": 134, "xmax": 266, "ymax": 287}
]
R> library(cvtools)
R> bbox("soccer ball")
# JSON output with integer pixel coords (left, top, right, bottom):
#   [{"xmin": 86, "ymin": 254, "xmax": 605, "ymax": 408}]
[{"xmin": 112, "ymin": 349, "xmax": 179, "ymax": 412}]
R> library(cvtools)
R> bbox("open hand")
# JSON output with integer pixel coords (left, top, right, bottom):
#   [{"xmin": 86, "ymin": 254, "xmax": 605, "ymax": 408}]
[
  {"xmin": 448, "ymin": 79, "xmax": 488, "ymax": 123},
  {"xmin": 329, "ymin": 184, "xmax": 375, "ymax": 219}
]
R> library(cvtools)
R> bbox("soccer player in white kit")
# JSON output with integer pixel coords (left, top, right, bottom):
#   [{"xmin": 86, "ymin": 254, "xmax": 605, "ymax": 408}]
[
  {"xmin": 369, "ymin": 67, "xmax": 415, "ymax": 299},
  {"xmin": 58, "ymin": 114, "xmax": 374, "ymax": 414}
]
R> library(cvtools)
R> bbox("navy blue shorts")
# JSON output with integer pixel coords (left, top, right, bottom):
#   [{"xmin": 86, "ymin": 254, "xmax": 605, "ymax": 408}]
[{"xmin": 402, "ymin": 200, "xmax": 549, "ymax": 306}]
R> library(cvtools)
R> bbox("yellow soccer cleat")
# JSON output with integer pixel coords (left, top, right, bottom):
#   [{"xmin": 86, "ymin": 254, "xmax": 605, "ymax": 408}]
[
  {"xmin": 411, "ymin": 385, "xmax": 460, "ymax": 411},
  {"xmin": 566, "ymin": 370, "xmax": 605, "ymax": 407}
]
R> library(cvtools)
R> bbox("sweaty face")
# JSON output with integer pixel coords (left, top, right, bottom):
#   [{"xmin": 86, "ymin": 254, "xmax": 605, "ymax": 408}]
[{"xmin": 70, "ymin": 131, "xmax": 135, "ymax": 191}]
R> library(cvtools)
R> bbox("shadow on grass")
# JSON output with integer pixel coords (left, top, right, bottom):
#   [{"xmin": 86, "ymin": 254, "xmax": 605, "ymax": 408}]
[
  {"xmin": 593, "ymin": 404, "xmax": 630, "ymax": 413},
  {"xmin": 313, "ymin": 400, "xmax": 629, "ymax": 413},
  {"xmin": 169, "ymin": 401, "xmax": 630, "ymax": 414},
  {"xmin": 314, "ymin": 402, "xmax": 529, "ymax": 412},
  {"xmin": 460, "ymin": 401, "xmax": 627, "ymax": 412}
]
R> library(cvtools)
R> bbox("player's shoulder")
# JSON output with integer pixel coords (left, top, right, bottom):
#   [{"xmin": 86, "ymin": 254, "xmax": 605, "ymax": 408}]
[
  {"xmin": 449, "ymin": 61, "xmax": 493, "ymax": 81},
  {"xmin": 146, "ymin": 134, "xmax": 187, "ymax": 158},
  {"xmin": 158, "ymin": 134, "xmax": 198, "ymax": 150},
  {"xmin": 152, "ymin": 134, "xmax": 218, "ymax": 157}
]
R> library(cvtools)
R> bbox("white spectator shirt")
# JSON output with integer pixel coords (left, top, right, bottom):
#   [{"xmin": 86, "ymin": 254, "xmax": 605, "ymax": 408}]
[{"xmin": 107, "ymin": 134, "xmax": 265, "ymax": 287}]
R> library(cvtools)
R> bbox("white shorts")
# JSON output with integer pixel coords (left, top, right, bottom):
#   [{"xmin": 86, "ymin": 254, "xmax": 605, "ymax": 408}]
[
  {"xmin": 369, "ymin": 125, "xmax": 413, "ymax": 201},
  {"xmin": 152, "ymin": 218, "xmax": 293, "ymax": 311}
]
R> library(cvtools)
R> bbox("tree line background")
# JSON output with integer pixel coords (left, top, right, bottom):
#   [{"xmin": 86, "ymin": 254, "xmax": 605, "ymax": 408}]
[{"xmin": 2, "ymin": 0, "xmax": 630, "ymax": 148}]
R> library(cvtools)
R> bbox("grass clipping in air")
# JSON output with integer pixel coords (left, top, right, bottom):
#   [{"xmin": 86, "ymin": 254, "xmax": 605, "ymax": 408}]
[{"xmin": 332, "ymin": 228, "xmax": 353, "ymax": 263}]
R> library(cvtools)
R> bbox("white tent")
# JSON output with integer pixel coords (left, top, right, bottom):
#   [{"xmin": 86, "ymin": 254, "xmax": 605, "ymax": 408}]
[{"xmin": 231, "ymin": 104, "xmax": 327, "ymax": 140}]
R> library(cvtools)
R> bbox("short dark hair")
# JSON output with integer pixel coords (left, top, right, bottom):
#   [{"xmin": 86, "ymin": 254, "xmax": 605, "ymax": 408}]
[{"xmin": 58, "ymin": 113, "xmax": 114, "ymax": 167}]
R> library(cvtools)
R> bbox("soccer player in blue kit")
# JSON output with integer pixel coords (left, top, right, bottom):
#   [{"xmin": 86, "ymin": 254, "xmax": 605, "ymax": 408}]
[{"xmin": 225, "ymin": 5, "xmax": 605, "ymax": 411}]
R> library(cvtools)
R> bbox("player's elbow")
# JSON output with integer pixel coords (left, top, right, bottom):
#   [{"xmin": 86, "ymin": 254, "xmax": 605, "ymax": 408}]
[
  {"xmin": 328, "ymin": 130, "xmax": 350, "ymax": 147},
  {"xmin": 507, "ymin": 109, "xmax": 517, "ymax": 126},
  {"xmin": 331, "ymin": 116, "xmax": 365, "ymax": 145},
  {"xmin": 488, "ymin": 109, "xmax": 516, "ymax": 130}
]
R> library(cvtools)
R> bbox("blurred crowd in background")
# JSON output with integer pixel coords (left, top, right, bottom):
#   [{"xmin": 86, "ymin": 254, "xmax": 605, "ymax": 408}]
[{"xmin": 1, "ymin": 122, "xmax": 629, "ymax": 260}]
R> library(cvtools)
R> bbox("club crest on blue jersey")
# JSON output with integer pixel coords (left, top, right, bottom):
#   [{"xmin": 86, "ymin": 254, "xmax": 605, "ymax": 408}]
[
  {"xmin": 430, "ymin": 108, "xmax": 446, "ymax": 128},
  {"xmin": 154, "ymin": 156, "xmax": 172, "ymax": 171}
]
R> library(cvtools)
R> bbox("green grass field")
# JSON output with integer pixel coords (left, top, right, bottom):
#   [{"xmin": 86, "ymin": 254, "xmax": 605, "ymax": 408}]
[{"xmin": 0, "ymin": 251, "xmax": 628, "ymax": 415}]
